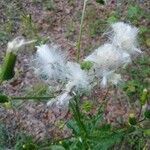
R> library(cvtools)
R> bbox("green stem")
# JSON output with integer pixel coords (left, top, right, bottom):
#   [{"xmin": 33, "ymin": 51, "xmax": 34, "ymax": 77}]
[
  {"xmin": 0, "ymin": 52, "xmax": 17, "ymax": 81},
  {"xmin": 11, "ymin": 96, "xmax": 54, "ymax": 100},
  {"xmin": 71, "ymin": 96, "xmax": 87, "ymax": 137},
  {"xmin": 76, "ymin": 0, "xmax": 88, "ymax": 62}
]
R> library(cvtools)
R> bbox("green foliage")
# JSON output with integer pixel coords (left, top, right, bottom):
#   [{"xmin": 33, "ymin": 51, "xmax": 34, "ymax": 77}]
[
  {"xmin": 61, "ymin": 96, "xmax": 125, "ymax": 150},
  {"xmin": 0, "ymin": 94, "xmax": 9, "ymax": 103},
  {"xmin": 65, "ymin": 21, "xmax": 76, "ymax": 39},
  {"xmin": 80, "ymin": 61, "xmax": 93, "ymax": 71},
  {"xmin": 125, "ymin": 129, "xmax": 147, "ymax": 150},
  {"xmin": 96, "ymin": 0, "xmax": 105, "ymax": 5},
  {"xmin": 107, "ymin": 12, "xmax": 119, "ymax": 24},
  {"xmin": 140, "ymin": 89, "xmax": 148, "ymax": 106},
  {"xmin": 0, "ymin": 31, "xmax": 9, "ymax": 44},
  {"xmin": 81, "ymin": 100, "xmax": 93, "ymax": 112},
  {"xmin": 139, "ymin": 26, "xmax": 150, "ymax": 45},
  {"xmin": 123, "ymin": 56, "xmax": 150, "ymax": 102},
  {"xmin": 88, "ymin": 20, "xmax": 106, "ymax": 37},
  {"xmin": 144, "ymin": 110, "xmax": 150, "ymax": 119},
  {"xmin": 43, "ymin": 0, "xmax": 55, "ymax": 11},
  {"xmin": 15, "ymin": 133, "xmax": 38, "ymax": 150},
  {"xmin": 0, "ymin": 124, "xmax": 9, "ymax": 149},
  {"xmin": 20, "ymin": 14, "xmax": 38, "ymax": 39},
  {"xmin": 25, "ymin": 82, "xmax": 52, "ymax": 102},
  {"xmin": 127, "ymin": 5, "xmax": 142, "ymax": 20},
  {"xmin": 48, "ymin": 145, "xmax": 65, "ymax": 150},
  {"xmin": 126, "ymin": 4, "xmax": 147, "ymax": 26}
]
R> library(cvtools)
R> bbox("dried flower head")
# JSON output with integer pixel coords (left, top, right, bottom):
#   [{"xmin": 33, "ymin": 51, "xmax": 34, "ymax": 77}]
[
  {"xmin": 65, "ymin": 62, "xmax": 91, "ymax": 92},
  {"xmin": 85, "ymin": 43, "xmax": 131, "ymax": 75},
  {"xmin": 34, "ymin": 44, "xmax": 67, "ymax": 81},
  {"xmin": 101, "ymin": 72, "xmax": 122, "ymax": 88},
  {"xmin": 110, "ymin": 22, "xmax": 141, "ymax": 54},
  {"xmin": 47, "ymin": 91, "xmax": 72, "ymax": 108}
]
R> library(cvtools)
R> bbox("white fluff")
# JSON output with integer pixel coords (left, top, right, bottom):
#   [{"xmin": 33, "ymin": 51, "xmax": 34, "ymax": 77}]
[
  {"xmin": 85, "ymin": 43, "xmax": 131, "ymax": 75},
  {"xmin": 47, "ymin": 62, "xmax": 91, "ymax": 108},
  {"xmin": 65, "ymin": 62, "xmax": 91, "ymax": 92},
  {"xmin": 7, "ymin": 36, "xmax": 35, "ymax": 54},
  {"xmin": 101, "ymin": 72, "xmax": 122, "ymax": 88},
  {"xmin": 34, "ymin": 44, "xmax": 67, "ymax": 81},
  {"xmin": 109, "ymin": 73, "xmax": 122, "ymax": 85},
  {"xmin": 47, "ymin": 91, "xmax": 72, "ymax": 108},
  {"xmin": 110, "ymin": 22, "xmax": 141, "ymax": 54}
]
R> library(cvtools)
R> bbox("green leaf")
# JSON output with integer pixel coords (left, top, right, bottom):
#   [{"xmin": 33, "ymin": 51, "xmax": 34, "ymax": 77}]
[
  {"xmin": 127, "ymin": 5, "xmax": 141, "ymax": 19},
  {"xmin": 81, "ymin": 100, "xmax": 93, "ymax": 112},
  {"xmin": 80, "ymin": 61, "xmax": 93, "ymax": 71},
  {"xmin": 22, "ymin": 143, "xmax": 37, "ymax": 150},
  {"xmin": 0, "ymin": 94, "xmax": 9, "ymax": 103},
  {"xmin": 107, "ymin": 15, "xmax": 118, "ymax": 24},
  {"xmin": 144, "ymin": 110, "xmax": 150, "ymax": 119},
  {"xmin": 144, "ymin": 129, "xmax": 150, "ymax": 136},
  {"xmin": 49, "ymin": 145, "xmax": 65, "ymax": 150},
  {"xmin": 92, "ymin": 131, "xmax": 124, "ymax": 150},
  {"xmin": 67, "ymin": 120, "xmax": 80, "ymax": 135},
  {"xmin": 96, "ymin": 0, "xmax": 105, "ymax": 5}
]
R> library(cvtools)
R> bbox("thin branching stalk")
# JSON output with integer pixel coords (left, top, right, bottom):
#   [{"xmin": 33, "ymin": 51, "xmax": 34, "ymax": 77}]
[
  {"xmin": 11, "ymin": 96, "xmax": 54, "ymax": 100},
  {"xmin": 76, "ymin": 0, "xmax": 88, "ymax": 62}
]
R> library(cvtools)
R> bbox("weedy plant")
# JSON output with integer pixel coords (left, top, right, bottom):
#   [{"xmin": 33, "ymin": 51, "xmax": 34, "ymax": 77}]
[{"xmin": 0, "ymin": 1, "xmax": 149, "ymax": 150}]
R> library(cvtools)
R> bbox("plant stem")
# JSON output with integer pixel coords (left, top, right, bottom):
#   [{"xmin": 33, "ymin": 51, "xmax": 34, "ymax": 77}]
[
  {"xmin": 1, "ymin": 52, "xmax": 17, "ymax": 81},
  {"xmin": 11, "ymin": 96, "xmax": 54, "ymax": 100},
  {"xmin": 70, "ymin": 97, "xmax": 87, "ymax": 136},
  {"xmin": 76, "ymin": 0, "xmax": 88, "ymax": 62}
]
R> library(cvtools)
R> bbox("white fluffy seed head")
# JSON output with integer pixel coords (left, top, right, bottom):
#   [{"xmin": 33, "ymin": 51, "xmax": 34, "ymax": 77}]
[
  {"xmin": 65, "ymin": 62, "xmax": 91, "ymax": 92},
  {"xmin": 110, "ymin": 22, "xmax": 141, "ymax": 54},
  {"xmin": 101, "ymin": 72, "xmax": 122, "ymax": 88},
  {"xmin": 34, "ymin": 44, "xmax": 67, "ymax": 81},
  {"xmin": 47, "ymin": 91, "xmax": 72, "ymax": 108},
  {"xmin": 7, "ymin": 36, "xmax": 35, "ymax": 54},
  {"xmin": 85, "ymin": 43, "xmax": 131, "ymax": 75}
]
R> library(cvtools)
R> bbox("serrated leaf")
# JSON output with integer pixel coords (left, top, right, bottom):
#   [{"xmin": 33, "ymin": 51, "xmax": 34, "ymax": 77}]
[
  {"xmin": 66, "ymin": 120, "xmax": 80, "ymax": 135},
  {"xmin": 92, "ymin": 131, "xmax": 124, "ymax": 150}
]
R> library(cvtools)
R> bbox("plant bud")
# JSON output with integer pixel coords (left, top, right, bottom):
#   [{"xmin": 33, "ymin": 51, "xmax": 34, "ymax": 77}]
[
  {"xmin": 128, "ymin": 113, "xmax": 137, "ymax": 125},
  {"xmin": 0, "ymin": 52, "xmax": 17, "ymax": 81},
  {"xmin": 140, "ymin": 88, "xmax": 148, "ymax": 105}
]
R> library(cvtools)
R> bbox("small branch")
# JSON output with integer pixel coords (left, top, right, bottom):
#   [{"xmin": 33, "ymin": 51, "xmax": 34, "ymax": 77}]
[
  {"xmin": 11, "ymin": 96, "xmax": 54, "ymax": 100},
  {"xmin": 138, "ymin": 118, "xmax": 145, "ymax": 123}
]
